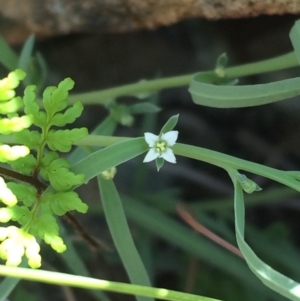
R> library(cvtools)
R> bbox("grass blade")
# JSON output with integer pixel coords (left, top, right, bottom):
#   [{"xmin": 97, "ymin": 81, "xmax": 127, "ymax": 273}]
[
  {"xmin": 0, "ymin": 36, "xmax": 18, "ymax": 70},
  {"xmin": 232, "ymin": 174, "xmax": 300, "ymax": 301},
  {"xmin": 98, "ymin": 177, "xmax": 153, "ymax": 301}
]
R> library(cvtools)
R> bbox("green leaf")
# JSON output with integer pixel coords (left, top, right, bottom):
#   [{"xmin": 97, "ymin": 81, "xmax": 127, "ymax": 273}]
[
  {"xmin": 18, "ymin": 35, "xmax": 35, "ymax": 77},
  {"xmin": 189, "ymin": 71, "xmax": 300, "ymax": 108},
  {"xmin": 44, "ymin": 233, "xmax": 66, "ymax": 253},
  {"xmin": 0, "ymin": 36, "xmax": 19, "ymax": 70},
  {"xmin": 10, "ymin": 205, "xmax": 31, "ymax": 225},
  {"xmin": 0, "ymin": 69, "xmax": 26, "ymax": 101},
  {"xmin": 98, "ymin": 177, "xmax": 153, "ymax": 301},
  {"xmin": 93, "ymin": 115, "xmax": 118, "ymax": 136},
  {"xmin": 23, "ymin": 85, "xmax": 46, "ymax": 127},
  {"xmin": 0, "ymin": 115, "xmax": 33, "ymax": 135},
  {"xmin": 235, "ymin": 172, "xmax": 262, "ymax": 194},
  {"xmin": 7, "ymin": 183, "xmax": 36, "ymax": 207},
  {"xmin": 0, "ymin": 276, "xmax": 21, "ymax": 301},
  {"xmin": 41, "ymin": 157, "xmax": 85, "ymax": 191},
  {"xmin": 30, "ymin": 214, "xmax": 59, "ymax": 234},
  {"xmin": 41, "ymin": 191, "xmax": 88, "ymax": 216},
  {"xmin": 0, "ymin": 97, "xmax": 23, "ymax": 114},
  {"xmin": 34, "ymin": 52, "xmax": 48, "ymax": 93},
  {"xmin": 30, "ymin": 214, "xmax": 59, "ymax": 238},
  {"xmin": 30, "ymin": 214, "xmax": 66, "ymax": 253},
  {"xmin": 41, "ymin": 151, "xmax": 59, "ymax": 168},
  {"xmin": 129, "ymin": 103, "xmax": 161, "ymax": 114},
  {"xmin": 215, "ymin": 53, "xmax": 228, "ymax": 69},
  {"xmin": 23, "ymin": 85, "xmax": 38, "ymax": 115},
  {"xmin": 71, "ymin": 138, "xmax": 148, "ymax": 187},
  {"xmin": 10, "ymin": 154, "xmax": 37, "ymax": 175},
  {"xmin": 123, "ymin": 196, "xmax": 264, "ymax": 295},
  {"xmin": 290, "ymin": 20, "xmax": 300, "ymax": 65},
  {"xmin": 46, "ymin": 128, "xmax": 88, "ymax": 152},
  {"xmin": 43, "ymin": 78, "xmax": 74, "ymax": 117},
  {"xmin": 0, "ymin": 144, "xmax": 29, "ymax": 163},
  {"xmin": 50, "ymin": 101, "xmax": 84, "ymax": 126},
  {"xmin": 109, "ymin": 103, "xmax": 134, "ymax": 126},
  {"xmin": 160, "ymin": 114, "xmax": 179, "ymax": 135},
  {"xmin": 68, "ymin": 115, "xmax": 117, "ymax": 165},
  {"xmin": 0, "ymin": 177, "xmax": 17, "ymax": 207},
  {"xmin": 232, "ymin": 177, "xmax": 300, "ymax": 301},
  {"xmin": 14, "ymin": 129, "xmax": 41, "ymax": 149},
  {"xmin": 155, "ymin": 157, "xmax": 164, "ymax": 171}
]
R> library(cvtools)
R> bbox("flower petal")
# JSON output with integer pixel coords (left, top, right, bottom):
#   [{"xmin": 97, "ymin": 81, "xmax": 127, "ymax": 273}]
[
  {"xmin": 161, "ymin": 131, "xmax": 178, "ymax": 146},
  {"xmin": 144, "ymin": 132, "xmax": 159, "ymax": 147},
  {"xmin": 143, "ymin": 148, "xmax": 160, "ymax": 162},
  {"xmin": 160, "ymin": 148, "xmax": 176, "ymax": 163}
]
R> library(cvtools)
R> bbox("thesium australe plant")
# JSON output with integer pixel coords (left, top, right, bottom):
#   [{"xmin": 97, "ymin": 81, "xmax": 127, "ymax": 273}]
[{"xmin": 1, "ymin": 17, "xmax": 300, "ymax": 301}]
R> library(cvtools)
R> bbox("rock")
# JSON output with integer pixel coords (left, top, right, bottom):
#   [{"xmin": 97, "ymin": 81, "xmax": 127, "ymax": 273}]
[{"xmin": 0, "ymin": 0, "xmax": 299, "ymax": 44}]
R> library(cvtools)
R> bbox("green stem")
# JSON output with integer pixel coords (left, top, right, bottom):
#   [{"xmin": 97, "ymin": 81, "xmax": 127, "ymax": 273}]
[
  {"xmin": 68, "ymin": 74, "xmax": 195, "ymax": 105},
  {"xmin": 68, "ymin": 51, "xmax": 299, "ymax": 106},
  {"xmin": 172, "ymin": 143, "xmax": 300, "ymax": 192},
  {"xmin": 225, "ymin": 51, "xmax": 298, "ymax": 78},
  {"xmin": 75, "ymin": 136, "xmax": 300, "ymax": 192},
  {"xmin": 3, "ymin": 132, "xmax": 299, "ymax": 195},
  {"xmin": 0, "ymin": 265, "xmax": 220, "ymax": 301}
]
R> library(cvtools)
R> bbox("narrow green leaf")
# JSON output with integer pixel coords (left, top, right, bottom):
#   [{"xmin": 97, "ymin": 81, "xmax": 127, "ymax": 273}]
[
  {"xmin": 155, "ymin": 157, "xmax": 164, "ymax": 171},
  {"xmin": 290, "ymin": 20, "xmax": 300, "ymax": 65},
  {"xmin": 68, "ymin": 115, "xmax": 117, "ymax": 165},
  {"xmin": 0, "ymin": 277, "xmax": 20, "ymax": 301},
  {"xmin": 189, "ymin": 71, "xmax": 300, "ymax": 108},
  {"xmin": 35, "ymin": 52, "xmax": 48, "ymax": 93},
  {"xmin": 232, "ymin": 176, "xmax": 300, "ymax": 301},
  {"xmin": 215, "ymin": 53, "xmax": 228, "ymax": 69},
  {"xmin": 98, "ymin": 177, "xmax": 153, "ymax": 301},
  {"xmin": 235, "ymin": 172, "xmax": 262, "ymax": 194},
  {"xmin": 18, "ymin": 35, "xmax": 35, "ymax": 75},
  {"xmin": 160, "ymin": 114, "xmax": 179, "ymax": 135},
  {"xmin": 0, "ymin": 36, "xmax": 18, "ymax": 70},
  {"xmin": 122, "ymin": 196, "xmax": 272, "ymax": 295},
  {"xmin": 70, "ymin": 138, "xmax": 148, "ymax": 186},
  {"xmin": 92, "ymin": 115, "xmax": 118, "ymax": 136},
  {"xmin": 129, "ymin": 103, "xmax": 161, "ymax": 114}
]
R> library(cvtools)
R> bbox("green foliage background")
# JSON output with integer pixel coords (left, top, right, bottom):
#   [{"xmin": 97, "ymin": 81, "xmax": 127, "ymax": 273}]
[{"xmin": 1, "ymin": 15, "xmax": 300, "ymax": 301}]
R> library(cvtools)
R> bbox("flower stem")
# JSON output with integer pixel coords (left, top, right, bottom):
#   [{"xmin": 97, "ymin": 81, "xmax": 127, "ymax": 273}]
[
  {"xmin": 68, "ymin": 51, "xmax": 298, "ymax": 106},
  {"xmin": 0, "ymin": 265, "xmax": 220, "ymax": 301}
]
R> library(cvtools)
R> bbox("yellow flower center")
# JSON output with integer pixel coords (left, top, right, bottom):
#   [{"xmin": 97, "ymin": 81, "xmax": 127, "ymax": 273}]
[{"xmin": 155, "ymin": 141, "xmax": 166, "ymax": 153}]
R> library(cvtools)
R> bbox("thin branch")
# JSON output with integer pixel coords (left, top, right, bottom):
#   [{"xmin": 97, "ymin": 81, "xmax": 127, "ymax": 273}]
[{"xmin": 177, "ymin": 203, "xmax": 244, "ymax": 259}]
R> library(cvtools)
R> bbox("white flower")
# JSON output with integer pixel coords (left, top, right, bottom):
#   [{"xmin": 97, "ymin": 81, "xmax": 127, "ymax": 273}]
[{"xmin": 143, "ymin": 131, "xmax": 178, "ymax": 163}]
